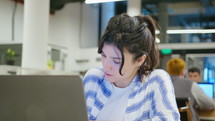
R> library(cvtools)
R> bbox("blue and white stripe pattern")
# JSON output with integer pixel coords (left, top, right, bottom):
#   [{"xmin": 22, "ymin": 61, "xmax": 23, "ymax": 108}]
[{"xmin": 83, "ymin": 68, "xmax": 180, "ymax": 121}]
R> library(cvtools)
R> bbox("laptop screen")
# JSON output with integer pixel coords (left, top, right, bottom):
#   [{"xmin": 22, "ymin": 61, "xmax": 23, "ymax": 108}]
[
  {"xmin": 198, "ymin": 82, "xmax": 214, "ymax": 98},
  {"xmin": 0, "ymin": 75, "xmax": 88, "ymax": 121}
]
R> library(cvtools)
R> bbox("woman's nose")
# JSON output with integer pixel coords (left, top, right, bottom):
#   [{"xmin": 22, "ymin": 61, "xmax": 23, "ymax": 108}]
[{"xmin": 103, "ymin": 59, "xmax": 112, "ymax": 71}]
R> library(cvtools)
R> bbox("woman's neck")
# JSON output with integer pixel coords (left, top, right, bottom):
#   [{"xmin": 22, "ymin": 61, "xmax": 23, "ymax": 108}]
[{"xmin": 113, "ymin": 73, "xmax": 137, "ymax": 88}]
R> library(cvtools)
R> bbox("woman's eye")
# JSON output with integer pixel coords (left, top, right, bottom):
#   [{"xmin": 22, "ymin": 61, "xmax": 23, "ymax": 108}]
[{"xmin": 113, "ymin": 59, "xmax": 121, "ymax": 64}]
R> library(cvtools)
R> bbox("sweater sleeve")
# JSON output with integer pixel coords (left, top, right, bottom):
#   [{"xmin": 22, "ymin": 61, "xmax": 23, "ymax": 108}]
[
  {"xmin": 149, "ymin": 70, "xmax": 180, "ymax": 121},
  {"xmin": 191, "ymin": 82, "xmax": 215, "ymax": 110}
]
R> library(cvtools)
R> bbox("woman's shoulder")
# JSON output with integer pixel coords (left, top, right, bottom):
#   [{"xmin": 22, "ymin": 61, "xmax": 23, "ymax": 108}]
[
  {"xmin": 84, "ymin": 67, "xmax": 104, "ymax": 78},
  {"xmin": 150, "ymin": 69, "xmax": 170, "ymax": 78},
  {"xmin": 83, "ymin": 67, "xmax": 104, "ymax": 84},
  {"xmin": 146, "ymin": 69, "xmax": 171, "ymax": 83}
]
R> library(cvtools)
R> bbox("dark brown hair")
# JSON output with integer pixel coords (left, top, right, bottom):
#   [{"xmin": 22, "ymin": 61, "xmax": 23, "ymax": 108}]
[
  {"xmin": 98, "ymin": 13, "xmax": 160, "ymax": 79},
  {"xmin": 188, "ymin": 67, "xmax": 200, "ymax": 74}
]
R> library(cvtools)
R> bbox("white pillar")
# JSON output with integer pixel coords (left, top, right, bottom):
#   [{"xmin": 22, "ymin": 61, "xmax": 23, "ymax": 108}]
[
  {"xmin": 22, "ymin": 0, "xmax": 50, "ymax": 69},
  {"xmin": 127, "ymin": 0, "xmax": 141, "ymax": 16}
]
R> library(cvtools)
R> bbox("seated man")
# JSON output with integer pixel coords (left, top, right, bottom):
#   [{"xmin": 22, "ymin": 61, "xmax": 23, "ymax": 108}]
[
  {"xmin": 166, "ymin": 58, "xmax": 215, "ymax": 121},
  {"xmin": 188, "ymin": 67, "xmax": 202, "ymax": 83}
]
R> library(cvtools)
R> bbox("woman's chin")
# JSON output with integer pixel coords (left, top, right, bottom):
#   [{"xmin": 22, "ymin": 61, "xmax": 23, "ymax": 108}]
[{"xmin": 105, "ymin": 77, "xmax": 115, "ymax": 83}]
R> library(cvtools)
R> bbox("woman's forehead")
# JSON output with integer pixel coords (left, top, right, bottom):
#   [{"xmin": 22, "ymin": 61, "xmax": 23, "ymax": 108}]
[
  {"xmin": 103, "ymin": 44, "xmax": 121, "ymax": 55},
  {"xmin": 103, "ymin": 43, "xmax": 129, "ymax": 52},
  {"xmin": 103, "ymin": 43, "xmax": 133, "ymax": 58}
]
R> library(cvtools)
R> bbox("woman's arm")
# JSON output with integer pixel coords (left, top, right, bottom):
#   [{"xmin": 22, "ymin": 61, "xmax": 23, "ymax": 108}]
[{"xmin": 149, "ymin": 70, "xmax": 180, "ymax": 121}]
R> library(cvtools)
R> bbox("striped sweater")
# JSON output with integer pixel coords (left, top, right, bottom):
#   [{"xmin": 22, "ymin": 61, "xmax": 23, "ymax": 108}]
[{"xmin": 83, "ymin": 68, "xmax": 180, "ymax": 121}]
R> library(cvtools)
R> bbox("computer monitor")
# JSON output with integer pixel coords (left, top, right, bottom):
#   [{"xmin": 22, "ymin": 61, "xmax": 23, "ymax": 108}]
[
  {"xmin": 198, "ymin": 82, "xmax": 214, "ymax": 98},
  {"xmin": 0, "ymin": 75, "xmax": 88, "ymax": 121}
]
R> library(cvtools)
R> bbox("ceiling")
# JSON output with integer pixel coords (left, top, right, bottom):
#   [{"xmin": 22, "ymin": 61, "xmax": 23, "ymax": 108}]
[
  {"xmin": 50, "ymin": 0, "xmax": 85, "ymax": 13},
  {"xmin": 12, "ymin": 0, "xmax": 215, "ymax": 30},
  {"xmin": 12, "ymin": 0, "xmax": 215, "ymax": 13},
  {"xmin": 10, "ymin": 0, "xmax": 215, "ymax": 43},
  {"xmin": 11, "ymin": 0, "xmax": 85, "ymax": 13}
]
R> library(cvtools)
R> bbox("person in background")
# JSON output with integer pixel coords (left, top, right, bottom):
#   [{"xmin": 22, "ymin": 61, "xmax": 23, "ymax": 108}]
[
  {"xmin": 167, "ymin": 58, "xmax": 215, "ymax": 121},
  {"xmin": 83, "ymin": 13, "xmax": 180, "ymax": 121},
  {"xmin": 188, "ymin": 67, "xmax": 202, "ymax": 83}
]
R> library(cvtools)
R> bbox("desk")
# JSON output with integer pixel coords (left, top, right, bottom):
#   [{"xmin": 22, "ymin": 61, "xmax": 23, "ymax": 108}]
[{"xmin": 198, "ymin": 110, "xmax": 215, "ymax": 121}]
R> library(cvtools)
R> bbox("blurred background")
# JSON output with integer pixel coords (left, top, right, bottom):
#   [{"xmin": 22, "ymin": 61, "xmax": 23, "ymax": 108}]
[{"xmin": 0, "ymin": 0, "xmax": 214, "ymax": 83}]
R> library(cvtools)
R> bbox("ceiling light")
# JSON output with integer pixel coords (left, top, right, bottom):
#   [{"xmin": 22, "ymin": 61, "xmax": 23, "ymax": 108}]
[
  {"xmin": 85, "ymin": 0, "xmax": 126, "ymax": 4},
  {"xmin": 156, "ymin": 29, "xmax": 215, "ymax": 34},
  {"xmin": 167, "ymin": 29, "xmax": 215, "ymax": 34}
]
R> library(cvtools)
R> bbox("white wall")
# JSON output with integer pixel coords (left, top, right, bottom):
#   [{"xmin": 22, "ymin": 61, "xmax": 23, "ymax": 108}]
[
  {"xmin": 14, "ymin": 2, "xmax": 24, "ymax": 42},
  {"xmin": 49, "ymin": 3, "xmax": 82, "ymax": 72},
  {"xmin": 0, "ymin": 0, "xmax": 23, "ymax": 42},
  {"xmin": 0, "ymin": 0, "xmax": 12, "ymax": 41},
  {"xmin": 0, "ymin": 1, "xmax": 101, "ymax": 72},
  {"xmin": 49, "ymin": 3, "xmax": 101, "ymax": 72}
]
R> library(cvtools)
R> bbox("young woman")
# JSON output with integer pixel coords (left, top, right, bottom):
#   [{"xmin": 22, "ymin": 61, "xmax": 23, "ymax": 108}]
[{"xmin": 83, "ymin": 13, "xmax": 180, "ymax": 121}]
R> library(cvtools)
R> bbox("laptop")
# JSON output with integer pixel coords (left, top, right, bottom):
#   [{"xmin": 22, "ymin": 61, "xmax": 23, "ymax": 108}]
[
  {"xmin": 0, "ymin": 75, "xmax": 88, "ymax": 121},
  {"xmin": 198, "ymin": 82, "xmax": 214, "ymax": 98}
]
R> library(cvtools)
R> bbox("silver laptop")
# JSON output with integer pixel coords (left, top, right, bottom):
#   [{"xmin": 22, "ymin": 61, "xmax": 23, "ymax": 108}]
[{"xmin": 0, "ymin": 75, "xmax": 88, "ymax": 121}]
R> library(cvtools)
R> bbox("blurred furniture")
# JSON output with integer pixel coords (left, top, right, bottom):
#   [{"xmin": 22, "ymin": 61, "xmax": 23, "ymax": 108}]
[
  {"xmin": 176, "ymin": 97, "xmax": 192, "ymax": 121},
  {"xmin": 198, "ymin": 109, "xmax": 215, "ymax": 121},
  {"xmin": 0, "ymin": 65, "xmax": 78, "ymax": 75}
]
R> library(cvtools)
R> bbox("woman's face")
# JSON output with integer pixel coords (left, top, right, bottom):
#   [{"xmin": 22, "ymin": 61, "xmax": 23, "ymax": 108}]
[{"xmin": 101, "ymin": 43, "xmax": 140, "ymax": 88}]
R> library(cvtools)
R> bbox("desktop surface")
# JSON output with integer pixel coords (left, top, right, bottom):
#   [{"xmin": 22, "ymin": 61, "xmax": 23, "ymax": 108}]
[{"xmin": 0, "ymin": 75, "xmax": 88, "ymax": 121}]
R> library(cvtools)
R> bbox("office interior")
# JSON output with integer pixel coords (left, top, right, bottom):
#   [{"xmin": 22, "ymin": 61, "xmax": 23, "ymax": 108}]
[
  {"xmin": 0, "ymin": 0, "xmax": 215, "ymax": 120},
  {"xmin": 1, "ymin": 0, "xmax": 214, "ymax": 80}
]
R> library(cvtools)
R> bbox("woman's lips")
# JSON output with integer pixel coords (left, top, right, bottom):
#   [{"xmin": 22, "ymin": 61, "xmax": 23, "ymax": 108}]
[{"xmin": 104, "ymin": 72, "xmax": 113, "ymax": 77}]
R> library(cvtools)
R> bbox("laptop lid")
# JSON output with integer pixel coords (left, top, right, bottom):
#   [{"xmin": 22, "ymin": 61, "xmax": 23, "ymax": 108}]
[
  {"xmin": 197, "ymin": 82, "xmax": 214, "ymax": 98},
  {"xmin": 0, "ymin": 75, "xmax": 88, "ymax": 121}
]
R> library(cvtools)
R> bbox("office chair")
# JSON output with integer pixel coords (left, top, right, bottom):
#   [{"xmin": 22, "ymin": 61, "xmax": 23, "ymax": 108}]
[{"xmin": 176, "ymin": 97, "xmax": 192, "ymax": 121}]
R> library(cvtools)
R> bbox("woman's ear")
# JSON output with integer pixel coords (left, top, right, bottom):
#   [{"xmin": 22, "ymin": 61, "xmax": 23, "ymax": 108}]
[{"xmin": 136, "ymin": 55, "xmax": 146, "ymax": 67}]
